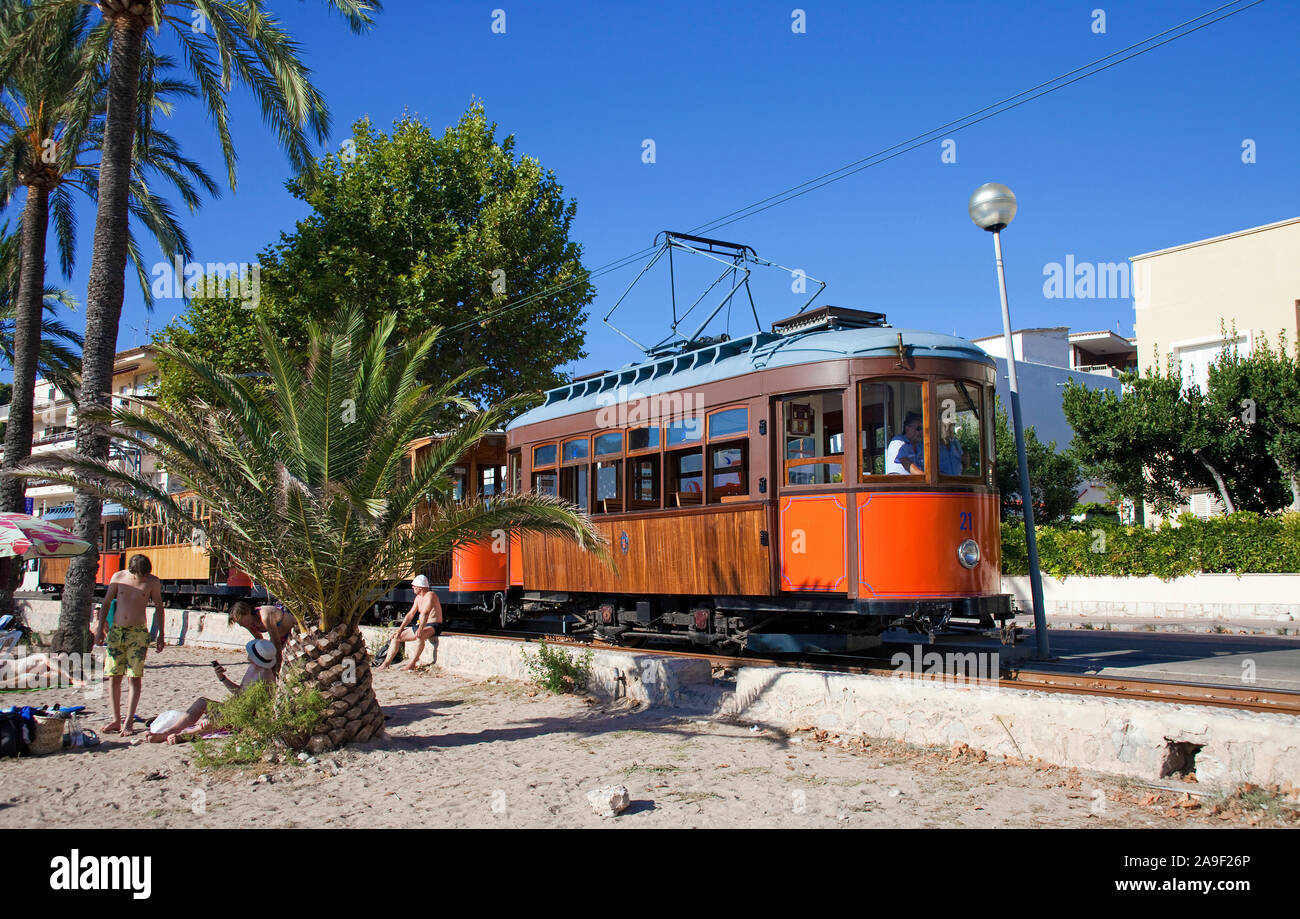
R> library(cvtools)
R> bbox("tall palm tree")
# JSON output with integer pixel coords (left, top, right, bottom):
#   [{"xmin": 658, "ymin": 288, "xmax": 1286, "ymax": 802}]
[
  {"xmin": 3, "ymin": 0, "xmax": 379, "ymax": 652},
  {"xmin": 20, "ymin": 311, "xmax": 606, "ymax": 749},
  {"xmin": 0, "ymin": 224, "xmax": 83, "ymax": 400},
  {"xmin": 0, "ymin": 3, "xmax": 217, "ymax": 626}
]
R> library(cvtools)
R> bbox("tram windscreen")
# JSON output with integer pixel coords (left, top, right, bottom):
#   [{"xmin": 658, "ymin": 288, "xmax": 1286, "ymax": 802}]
[
  {"xmin": 859, "ymin": 380, "xmax": 926, "ymax": 477},
  {"xmin": 935, "ymin": 381, "xmax": 983, "ymax": 478}
]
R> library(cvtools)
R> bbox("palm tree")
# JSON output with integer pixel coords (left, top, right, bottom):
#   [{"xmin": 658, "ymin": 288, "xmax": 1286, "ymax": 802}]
[
  {"xmin": 3, "ymin": 0, "xmax": 379, "ymax": 652},
  {"xmin": 0, "ymin": 2, "xmax": 215, "ymax": 519},
  {"xmin": 0, "ymin": 224, "xmax": 83, "ymax": 400},
  {"xmin": 20, "ymin": 311, "xmax": 606, "ymax": 749}
]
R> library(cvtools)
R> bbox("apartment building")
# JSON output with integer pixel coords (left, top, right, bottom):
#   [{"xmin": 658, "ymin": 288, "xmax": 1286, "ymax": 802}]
[{"xmin": 0, "ymin": 346, "xmax": 171, "ymax": 519}]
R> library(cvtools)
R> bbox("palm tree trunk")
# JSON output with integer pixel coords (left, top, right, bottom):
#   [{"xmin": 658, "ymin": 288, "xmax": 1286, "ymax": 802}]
[
  {"xmin": 55, "ymin": 15, "xmax": 145, "ymax": 655},
  {"xmin": 0, "ymin": 183, "xmax": 51, "ymax": 621},
  {"xmin": 283, "ymin": 623, "xmax": 385, "ymax": 751}
]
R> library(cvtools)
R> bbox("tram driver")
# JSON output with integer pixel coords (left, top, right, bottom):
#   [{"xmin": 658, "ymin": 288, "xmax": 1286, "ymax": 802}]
[{"xmin": 885, "ymin": 412, "xmax": 925, "ymax": 475}]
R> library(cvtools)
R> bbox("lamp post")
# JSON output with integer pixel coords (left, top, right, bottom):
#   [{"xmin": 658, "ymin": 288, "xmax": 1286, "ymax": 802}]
[{"xmin": 968, "ymin": 182, "xmax": 1050, "ymax": 660}]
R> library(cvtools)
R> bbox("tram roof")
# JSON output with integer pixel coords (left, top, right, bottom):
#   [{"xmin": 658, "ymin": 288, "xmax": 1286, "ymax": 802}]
[{"xmin": 507, "ymin": 326, "xmax": 993, "ymax": 430}]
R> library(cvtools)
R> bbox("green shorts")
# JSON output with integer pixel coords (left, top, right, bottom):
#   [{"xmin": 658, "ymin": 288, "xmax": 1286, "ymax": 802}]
[{"xmin": 105, "ymin": 625, "xmax": 150, "ymax": 678}]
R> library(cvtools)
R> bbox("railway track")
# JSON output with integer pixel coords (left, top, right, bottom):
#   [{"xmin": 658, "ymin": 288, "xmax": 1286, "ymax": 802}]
[{"xmin": 448, "ymin": 628, "xmax": 1300, "ymax": 716}]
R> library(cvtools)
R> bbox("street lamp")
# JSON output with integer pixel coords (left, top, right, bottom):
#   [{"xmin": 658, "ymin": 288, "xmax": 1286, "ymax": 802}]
[{"xmin": 968, "ymin": 182, "xmax": 1051, "ymax": 660}]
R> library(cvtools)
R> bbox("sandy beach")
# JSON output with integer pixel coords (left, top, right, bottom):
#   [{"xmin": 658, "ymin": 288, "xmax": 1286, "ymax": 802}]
[{"xmin": 0, "ymin": 646, "xmax": 1281, "ymax": 828}]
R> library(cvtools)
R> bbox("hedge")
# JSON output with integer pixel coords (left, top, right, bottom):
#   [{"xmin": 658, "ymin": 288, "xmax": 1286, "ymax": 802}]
[{"xmin": 1000, "ymin": 512, "xmax": 1300, "ymax": 580}]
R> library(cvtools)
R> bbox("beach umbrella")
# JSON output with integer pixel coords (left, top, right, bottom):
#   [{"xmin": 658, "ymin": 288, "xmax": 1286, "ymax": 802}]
[{"xmin": 0, "ymin": 512, "xmax": 91, "ymax": 559}]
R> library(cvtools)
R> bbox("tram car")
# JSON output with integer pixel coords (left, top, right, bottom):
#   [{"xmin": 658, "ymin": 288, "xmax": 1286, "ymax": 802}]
[
  {"xmin": 36, "ymin": 436, "xmax": 513, "ymax": 624},
  {"xmin": 502, "ymin": 305, "xmax": 1012, "ymax": 651}
]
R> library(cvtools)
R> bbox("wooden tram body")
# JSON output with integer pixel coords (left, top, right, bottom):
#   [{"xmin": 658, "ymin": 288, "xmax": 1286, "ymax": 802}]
[
  {"xmin": 504, "ymin": 307, "xmax": 1012, "ymax": 648},
  {"xmin": 36, "ymin": 438, "xmax": 513, "ymax": 621}
]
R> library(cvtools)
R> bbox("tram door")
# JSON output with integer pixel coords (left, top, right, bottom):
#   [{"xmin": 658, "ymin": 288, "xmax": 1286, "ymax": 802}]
[{"xmin": 774, "ymin": 391, "xmax": 850, "ymax": 593}]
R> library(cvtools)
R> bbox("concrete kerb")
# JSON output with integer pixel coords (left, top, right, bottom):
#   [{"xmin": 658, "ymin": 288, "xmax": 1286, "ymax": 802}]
[{"xmin": 19, "ymin": 597, "xmax": 1300, "ymax": 788}]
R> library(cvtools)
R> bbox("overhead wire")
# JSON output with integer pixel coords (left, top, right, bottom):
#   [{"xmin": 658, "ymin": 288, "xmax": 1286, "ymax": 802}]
[{"xmin": 443, "ymin": 0, "xmax": 1266, "ymax": 337}]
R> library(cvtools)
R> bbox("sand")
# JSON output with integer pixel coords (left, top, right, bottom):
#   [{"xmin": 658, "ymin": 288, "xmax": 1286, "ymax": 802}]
[{"xmin": 0, "ymin": 646, "xmax": 1281, "ymax": 828}]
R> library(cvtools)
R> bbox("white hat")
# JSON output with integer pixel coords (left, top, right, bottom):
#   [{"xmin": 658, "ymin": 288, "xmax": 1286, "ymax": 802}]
[
  {"xmin": 246, "ymin": 639, "xmax": 276, "ymax": 669},
  {"xmin": 411, "ymin": 574, "xmax": 431, "ymax": 590}
]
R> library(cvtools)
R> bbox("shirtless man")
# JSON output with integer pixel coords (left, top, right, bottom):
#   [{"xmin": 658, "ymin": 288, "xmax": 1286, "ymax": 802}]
[
  {"xmin": 228, "ymin": 600, "xmax": 295, "ymax": 674},
  {"xmin": 377, "ymin": 574, "xmax": 443, "ymax": 671},
  {"xmin": 95, "ymin": 554, "xmax": 165, "ymax": 736}
]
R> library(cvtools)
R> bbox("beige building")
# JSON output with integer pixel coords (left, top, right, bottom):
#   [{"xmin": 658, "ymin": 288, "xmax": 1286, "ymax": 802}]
[
  {"xmin": 1132, "ymin": 216, "xmax": 1300, "ymax": 389},
  {"xmin": 1130, "ymin": 216, "xmax": 1300, "ymax": 519},
  {"xmin": 0, "ymin": 346, "xmax": 171, "ymax": 518}
]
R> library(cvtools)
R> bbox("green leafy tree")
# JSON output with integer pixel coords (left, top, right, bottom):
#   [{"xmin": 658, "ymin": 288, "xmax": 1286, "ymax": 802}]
[
  {"xmin": 1064, "ymin": 347, "xmax": 1293, "ymax": 515},
  {"xmin": 1204, "ymin": 333, "xmax": 1300, "ymax": 511},
  {"xmin": 993, "ymin": 397, "xmax": 1081, "ymax": 525},
  {"xmin": 4, "ymin": 0, "xmax": 379, "ymax": 653},
  {"xmin": 157, "ymin": 106, "xmax": 593, "ymax": 412},
  {"xmin": 19, "ymin": 310, "xmax": 606, "ymax": 749}
]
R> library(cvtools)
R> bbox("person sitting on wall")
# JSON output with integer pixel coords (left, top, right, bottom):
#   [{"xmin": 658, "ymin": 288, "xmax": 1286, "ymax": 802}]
[
  {"xmin": 885, "ymin": 412, "xmax": 925, "ymax": 475},
  {"xmin": 377, "ymin": 574, "xmax": 443, "ymax": 672}
]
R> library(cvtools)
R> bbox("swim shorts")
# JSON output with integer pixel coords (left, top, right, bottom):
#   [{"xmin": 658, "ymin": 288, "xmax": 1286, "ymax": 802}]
[{"xmin": 105, "ymin": 625, "xmax": 150, "ymax": 678}]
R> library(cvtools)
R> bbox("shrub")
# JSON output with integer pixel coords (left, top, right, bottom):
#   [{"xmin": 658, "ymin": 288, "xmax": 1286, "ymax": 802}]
[
  {"xmin": 1001, "ymin": 511, "xmax": 1300, "ymax": 580},
  {"xmin": 522, "ymin": 640, "xmax": 593, "ymax": 694},
  {"xmin": 193, "ymin": 669, "xmax": 327, "ymax": 767}
]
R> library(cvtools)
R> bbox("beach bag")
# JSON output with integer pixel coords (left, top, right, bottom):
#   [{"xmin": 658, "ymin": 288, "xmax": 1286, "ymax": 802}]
[{"xmin": 0, "ymin": 710, "xmax": 30, "ymax": 757}]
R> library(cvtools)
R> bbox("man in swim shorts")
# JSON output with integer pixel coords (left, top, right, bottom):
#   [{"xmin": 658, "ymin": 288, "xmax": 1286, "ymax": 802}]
[{"xmin": 96, "ymin": 554, "xmax": 165, "ymax": 736}]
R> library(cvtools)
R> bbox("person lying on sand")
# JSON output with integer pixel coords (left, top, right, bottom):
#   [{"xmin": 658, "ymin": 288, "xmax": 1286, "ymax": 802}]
[
  {"xmin": 377, "ymin": 574, "xmax": 443, "ymax": 672},
  {"xmin": 140, "ymin": 639, "xmax": 276, "ymax": 745},
  {"xmin": 0, "ymin": 652, "xmax": 82, "ymax": 690}
]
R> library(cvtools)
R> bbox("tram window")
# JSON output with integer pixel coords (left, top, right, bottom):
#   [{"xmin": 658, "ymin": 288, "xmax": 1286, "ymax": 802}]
[
  {"xmin": 859, "ymin": 380, "xmax": 926, "ymax": 477},
  {"xmin": 665, "ymin": 416, "xmax": 703, "ymax": 448},
  {"xmin": 594, "ymin": 432, "xmax": 623, "ymax": 456},
  {"xmin": 708, "ymin": 407, "xmax": 748, "ymax": 440},
  {"xmin": 562, "ymin": 437, "xmax": 590, "ymax": 463},
  {"xmin": 708, "ymin": 442, "xmax": 748, "ymax": 502},
  {"xmin": 508, "ymin": 451, "xmax": 521, "ymax": 494},
  {"xmin": 627, "ymin": 455, "xmax": 661, "ymax": 509},
  {"xmin": 532, "ymin": 471, "xmax": 558, "ymax": 497},
  {"xmin": 594, "ymin": 459, "xmax": 623, "ymax": 513},
  {"xmin": 559, "ymin": 463, "xmax": 589, "ymax": 511},
  {"xmin": 533, "ymin": 444, "xmax": 557, "ymax": 468},
  {"xmin": 779, "ymin": 392, "xmax": 844, "ymax": 486},
  {"xmin": 668, "ymin": 449, "xmax": 704, "ymax": 505},
  {"xmin": 935, "ymin": 381, "xmax": 983, "ymax": 478},
  {"xmin": 628, "ymin": 426, "xmax": 659, "ymax": 452},
  {"xmin": 479, "ymin": 465, "xmax": 505, "ymax": 496}
]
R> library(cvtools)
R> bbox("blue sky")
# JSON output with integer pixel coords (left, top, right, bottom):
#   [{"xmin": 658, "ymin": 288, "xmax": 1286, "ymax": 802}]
[{"xmin": 30, "ymin": 0, "xmax": 1300, "ymax": 378}]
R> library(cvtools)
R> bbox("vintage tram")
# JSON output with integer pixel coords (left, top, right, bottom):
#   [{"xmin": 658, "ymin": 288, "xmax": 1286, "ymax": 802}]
[
  {"xmin": 35, "ymin": 436, "xmax": 513, "ymax": 623},
  {"xmin": 502, "ymin": 305, "xmax": 1012, "ymax": 651}
]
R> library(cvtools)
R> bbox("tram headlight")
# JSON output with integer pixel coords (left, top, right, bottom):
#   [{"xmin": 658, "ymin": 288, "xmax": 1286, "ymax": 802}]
[{"xmin": 957, "ymin": 539, "xmax": 980, "ymax": 569}]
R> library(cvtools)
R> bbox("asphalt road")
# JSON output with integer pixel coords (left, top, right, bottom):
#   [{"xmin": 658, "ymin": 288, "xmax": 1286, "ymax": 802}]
[{"xmin": 1017, "ymin": 628, "xmax": 1300, "ymax": 692}]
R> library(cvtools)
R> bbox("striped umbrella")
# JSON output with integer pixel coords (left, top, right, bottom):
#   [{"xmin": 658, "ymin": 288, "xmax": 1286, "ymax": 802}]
[{"xmin": 0, "ymin": 512, "xmax": 91, "ymax": 559}]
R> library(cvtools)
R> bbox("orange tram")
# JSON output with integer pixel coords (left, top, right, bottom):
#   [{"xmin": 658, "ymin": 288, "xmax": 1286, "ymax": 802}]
[
  {"xmin": 37, "ymin": 307, "xmax": 1012, "ymax": 650},
  {"xmin": 502, "ymin": 305, "xmax": 1012, "ymax": 652}
]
